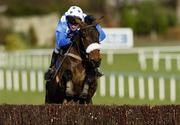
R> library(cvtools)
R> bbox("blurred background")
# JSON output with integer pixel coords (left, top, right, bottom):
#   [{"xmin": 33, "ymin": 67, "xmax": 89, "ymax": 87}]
[{"xmin": 0, "ymin": 0, "xmax": 179, "ymax": 105}]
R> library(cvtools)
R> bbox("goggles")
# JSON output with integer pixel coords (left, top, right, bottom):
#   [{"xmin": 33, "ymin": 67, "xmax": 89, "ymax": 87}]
[{"xmin": 66, "ymin": 16, "xmax": 81, "ymax": 25}]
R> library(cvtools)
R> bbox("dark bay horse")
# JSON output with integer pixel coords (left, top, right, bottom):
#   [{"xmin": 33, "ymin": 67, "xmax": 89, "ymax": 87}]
[{"xmin": 45, "ymin": 18, "xmax": 102, "ymax": 104}]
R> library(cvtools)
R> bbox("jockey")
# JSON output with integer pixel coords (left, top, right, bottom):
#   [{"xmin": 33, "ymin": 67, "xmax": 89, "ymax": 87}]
[{"xmin": 45, "ymin": 6, "xmax": 106, "ymax": 82}]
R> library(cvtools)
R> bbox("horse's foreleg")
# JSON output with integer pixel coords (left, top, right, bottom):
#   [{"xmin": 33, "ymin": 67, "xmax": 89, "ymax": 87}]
[
  {"xmin": 66, "ymin": 81, "xmax": 74, "ymax": 96},
  {"xmin": 80, "ymin": 75, "xmax": 94, "ymax": 99},
  {"xmin": 81, "ymin": 84, "xmax": 89, "ymax": 96},
  {"xmin": 63, "ymin": 70, "xmax": 74, "ymax": 97}
]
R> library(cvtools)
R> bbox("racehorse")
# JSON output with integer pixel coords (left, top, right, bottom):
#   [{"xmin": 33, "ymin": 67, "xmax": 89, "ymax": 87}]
[{"xmin": 45, "ymin": 17, "xmax": 102, "ymax": 104}]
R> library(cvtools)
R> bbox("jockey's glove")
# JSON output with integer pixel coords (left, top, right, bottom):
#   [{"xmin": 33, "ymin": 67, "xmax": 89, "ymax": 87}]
[
  {"xmin": 67, "ymin": 32, "xmax": 74, "ymax": 39},
  {"xmin": 67, "ymin": 31, "xmax": 79, "ymax": 43},
  {"xmin": 85, "ymin": 15, "xmax": 96, "ymax": 25}
]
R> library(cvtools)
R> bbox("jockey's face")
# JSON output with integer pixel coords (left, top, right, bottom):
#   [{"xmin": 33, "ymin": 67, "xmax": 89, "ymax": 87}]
[
  {"xmin": 69, "ymin": 23, "xmax": 79, "ymax": 31},
  {"xmin": 66, "ymin": 16, "xmax": 81, "ymax": 31}
]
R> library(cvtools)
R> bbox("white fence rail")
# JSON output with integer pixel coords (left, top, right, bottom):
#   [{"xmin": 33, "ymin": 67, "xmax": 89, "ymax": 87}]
[
  {"xmin": 0, "ymin": 69, "xmax": 44, "ymax": 92},
  {"xmin": 1, "ymin": 46, "xmax": 180, "ymax": 68},
  {"xmin": 138, "ymin": 50, "xmax": 180, "ymax": 71},
  {"xmin": 100, "ymin": 72, "xmax": 178, "ymax": 102},
  {"xmin": 0, "ymin": 69, "xmax": 178, "ymax": 103},
  {"xmin": 0, "ymin": 50, "xmax": 52, "ymax": 69},
  {"xmin": 103, "ymin": 46, "xmax": 180, "ymax": 71}
]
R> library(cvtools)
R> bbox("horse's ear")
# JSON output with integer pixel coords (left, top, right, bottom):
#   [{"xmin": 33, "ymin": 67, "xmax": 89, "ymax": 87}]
[
  {"xmin": 88, "ymin": 16, "xmax": 104, "ymax": 28},
  {"xmin": 84, "ymin": 15, "xmax": 96, "ymax": 25},
  {"xmin": 94, "ymin": 16, "xmax": 104, "ymax": 25}
]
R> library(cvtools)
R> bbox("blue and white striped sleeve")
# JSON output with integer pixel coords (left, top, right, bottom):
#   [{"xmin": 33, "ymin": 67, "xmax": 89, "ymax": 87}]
[{"xmin": 55, "ymin": 21, "xmax": 71, "ymax": 51}]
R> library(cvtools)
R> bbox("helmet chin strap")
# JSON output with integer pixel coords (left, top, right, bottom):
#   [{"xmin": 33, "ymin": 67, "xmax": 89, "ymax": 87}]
[{"xmin": 69, "ymin": 24, "xmax": 79, "ymax": 31}]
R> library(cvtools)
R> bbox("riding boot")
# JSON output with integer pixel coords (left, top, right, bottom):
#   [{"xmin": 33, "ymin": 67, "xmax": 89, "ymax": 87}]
[
  {"xmin": 44, "ymin": 51, "xmax": 59, "ymax": 81},
  {"xmin": 94, "ymin": 68, "xmax": 104, "ymax": 78}
]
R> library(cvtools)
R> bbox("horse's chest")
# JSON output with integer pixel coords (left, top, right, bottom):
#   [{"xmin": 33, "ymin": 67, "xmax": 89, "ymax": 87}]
[{"xmin": 73, "ymin": 68, "xmax": 85, "ymax": 82}]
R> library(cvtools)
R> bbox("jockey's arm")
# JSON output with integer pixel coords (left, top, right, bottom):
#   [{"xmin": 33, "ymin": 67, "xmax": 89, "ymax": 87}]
[
  {"xmin": 55, "ymin": 22, "xmax": 71, "ymax": 53},
  {"xmin": 96, "ymin": 24, "xmax": 106, "ymax": 42}
]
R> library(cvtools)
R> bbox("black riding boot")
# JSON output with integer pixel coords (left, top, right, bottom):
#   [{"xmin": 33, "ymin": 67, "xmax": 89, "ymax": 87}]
[{"xmin": 44, "ymin": 51, "xmax": 59, "ymax": 81}]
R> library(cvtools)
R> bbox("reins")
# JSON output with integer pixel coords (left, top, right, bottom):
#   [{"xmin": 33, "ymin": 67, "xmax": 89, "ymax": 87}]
[
  {"xmin": 52, "ymin": 39, "xmax": 83, "ymax": 79},
  {"xmin": 52, "ymin": 43, "xmax": 73, "ymax": 79}
]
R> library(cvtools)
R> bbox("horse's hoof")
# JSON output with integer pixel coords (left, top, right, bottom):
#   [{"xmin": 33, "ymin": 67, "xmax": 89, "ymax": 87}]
[
  {"xmin": 66, "ymin": 91, "xmax": 74, "ymax": 97},
  {"xmin": 79, "ymin": 93, "xmax": 88, "ymax": 99}
]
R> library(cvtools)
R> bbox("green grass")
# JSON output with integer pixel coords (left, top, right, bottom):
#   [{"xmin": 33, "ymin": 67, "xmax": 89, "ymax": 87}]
[
  {"xmin": 100, "ymin": 54, "xmax": 140, "ymax": 72},
  {"xmin": 0, "ymin": 90, "xmax": 45, "ymax": 104}
]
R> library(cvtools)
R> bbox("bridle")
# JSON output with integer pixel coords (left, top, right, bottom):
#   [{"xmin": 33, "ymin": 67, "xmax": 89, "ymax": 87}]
[
  {"xmin": 78, "ymin": 24, "xmax": 101, "ymax": 68},
  {"xmin": 65, "ymin": 21, "xmax": 101, "ymax": 67}
]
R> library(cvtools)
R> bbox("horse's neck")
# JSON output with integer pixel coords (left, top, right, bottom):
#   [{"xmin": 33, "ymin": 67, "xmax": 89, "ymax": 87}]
[
  {"xmin": 69, "ymin": 36, "xmax": 87, "ymax": 60},
  {"xmin": 69, "ymin": 46, "xmax": 79, "ymax": 55}
]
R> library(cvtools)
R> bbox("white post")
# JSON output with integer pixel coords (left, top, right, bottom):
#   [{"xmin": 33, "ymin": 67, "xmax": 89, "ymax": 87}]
[
  {"xmin": 38, "ymin": 55, "xmax": 43, "ymax": 69},
  {"xmin": 13, "ymin": 70, "xmax": 19, "ymax": 91},
  {"xmin": 176, "ymin": 56, "xmax": 180, "ymax": 71},
  {"xmin": 0, "ymin": 69, "xmax": 4, "ymax": 90},
  {"xmin": 9, "ymin": 54, "xmax": 14, "ymax": 68},
  {"xmin": 138, "ymin": 50, "xmax": 146, "ymax": 70},
  {"xmin": 148, "ymin": 76, "xmax": 154, "ymax": 100},
  {"xmin": 0, "ymin": 52, "xmax": 7, "ymax": 67},
  {"xmin": 21, "ymin": 70, "xmax": 28, "ymax": 92},
  {"xmin": 159, "ymin": 77, "xmax": 165, "ymax": 101},
  {"xmin": 20, "ymin": 54, "xmax": 26, "ymax": 69},
  {"xmin": 138, "ymin": 76, "xmax": 145, "ymax": 99},
  {"xmin": 165, "ymin": 55, "xmax": 171, "ymax": 71},
  {"xmin": 128, "ymin": 75, "xmax": 135, "ymax": 98},
  {"xmin": 30, "ymin": 70, "xmax": 36, "ymax": 92},
  {"xmin": 170, "ymin": 77, "xmax": 176, "ymax": 102},
  {"xmin": 118, "ymin": 75, "xmax": 124, "ymax": 97},
  {"xmin": 26, "ymin": 55, "xmax": 32, "ymax": 69},
  {"xmin": 33, "ymin": 55, "xmax": 39, "ymax": 68},
  {"xmin": 152, "ymin": 50, "xmax": 159, "ymax": 71},
  {"xmin": 107, "ymin": 51, "xmax": 114, "ymax": 65},
  {"xmin": 109, "ymin": 74, "xmax": 115, "ymax": 97},
  {"xmin": 37, "ymin": 70, "xmax": 44, "ymax": 92},
  {"xmin": 43, "ymin": 56, "xmax": 50, "ymax": 69},
  {"xmin": 15, "ymin": 53, "xmax": 20, "ymax": 68},
  {"xmin": 6, "ymin": 70, "xmax": 12, "ymax": 91},
  {"xmin": 0, "ymin": 53, "xmax": 3, "ymax": 67},
  {"xmin": 100, "ymin": 75, "xmax": 106, "ymax": 97},
  {"xmin": 32, "ymin": 55, "xmax": 35, "ymax": 68}
]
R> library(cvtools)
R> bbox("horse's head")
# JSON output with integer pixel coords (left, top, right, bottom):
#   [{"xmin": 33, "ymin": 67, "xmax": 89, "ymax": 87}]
[{"xmin": 75, "ymin": 16, "xmax": 102, "ymax": 68}]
